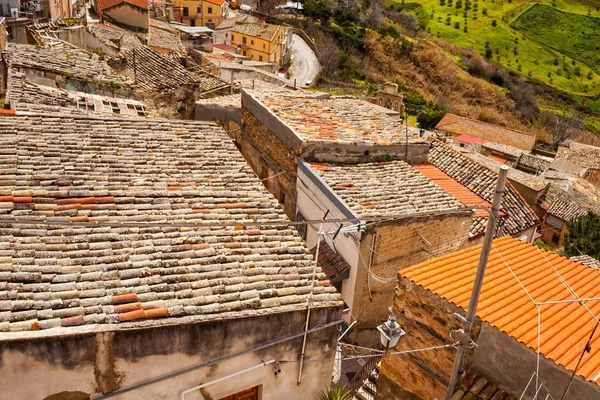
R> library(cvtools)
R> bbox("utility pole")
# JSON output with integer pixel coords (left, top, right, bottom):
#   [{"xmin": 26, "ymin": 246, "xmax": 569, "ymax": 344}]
[{"xmin": 444, "ymin": 166, "xmax": 509, "ymax": 400}]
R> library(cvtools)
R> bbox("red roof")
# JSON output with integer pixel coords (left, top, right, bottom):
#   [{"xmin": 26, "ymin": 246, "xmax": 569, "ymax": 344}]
[
  {"xmin": 98, "ymin": 0, "xmax": 148, "ymax": 11},
  {"xmin": 205, "ymin": 0, "xmax": 225, "ymax": 5},
  {"xmin": 213, "ymin": 44, "xmax": 236, "ymax": 52},
  {"xmin": 402, "ymin": 236, "xmax": 600, "ymax": 383},
  {"xmin": 454, "ymin": 134, "xmax": 489, "ymax": 145}
]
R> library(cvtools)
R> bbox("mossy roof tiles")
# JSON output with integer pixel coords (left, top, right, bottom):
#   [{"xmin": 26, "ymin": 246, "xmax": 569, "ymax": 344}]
[{"xmin": 0, "ymin": 113, "xmax": 341, "ymax": 334}]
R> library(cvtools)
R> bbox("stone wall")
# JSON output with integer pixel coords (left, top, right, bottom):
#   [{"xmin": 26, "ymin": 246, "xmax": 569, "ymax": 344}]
[
  {"xmin": 104, "ymin": 4, "xmax": 149, "ymax": 31},
  {"xmin": 0, "ymin": 306, "xmax": 341, "ymax": 400},
  {"xmin": 349, "ymin": 212, "xmax": 472, "ymax": 346},
  {"xmin": 240, "ymin": 105, "xmax": 300, "ymax": 219},
  {"xmin": 376, "ymin": 278, "xmax": 482, "ymax": 400}
]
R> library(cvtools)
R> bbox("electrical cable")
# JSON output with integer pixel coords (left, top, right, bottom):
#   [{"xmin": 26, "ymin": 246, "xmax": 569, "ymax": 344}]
[{"xmin": 91, "ymin": 319, "xmax": 344, "ymax": 399}]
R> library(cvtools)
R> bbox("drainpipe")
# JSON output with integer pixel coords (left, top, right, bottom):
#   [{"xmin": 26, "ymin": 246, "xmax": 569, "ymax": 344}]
[{"xmin": 180, "ymin": 359, "xmax": 275, "ymax": 400}]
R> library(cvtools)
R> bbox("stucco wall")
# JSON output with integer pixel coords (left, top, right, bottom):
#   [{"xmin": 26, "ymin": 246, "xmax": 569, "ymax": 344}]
[
  {"xmin": 473, "ymin": 322, "xmax": 600, "ymax": 400},
  {"xmin": 296, "ymin": 160, "xmax": 361, "ymax": 318},
  {"xmin": 0, "ymin": 306, "xmax": 341, "ymax": 400},
  {"xmin": 195, "ymin": 103, "xmax": 242, "ymax": 126},
  {"xmin": 104, "ymin": 3, "xmax": 149, "ymax": 31},
  {"xmin": 57, "ymin": 26, "xmax": 120, "ymax": 58}
]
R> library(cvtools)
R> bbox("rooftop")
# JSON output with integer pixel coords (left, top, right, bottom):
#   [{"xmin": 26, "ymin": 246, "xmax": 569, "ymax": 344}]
[
  {"xmin": 427, "ymin": 139, "xmax": 539, "ymax": 236},
  {"xmin": 436, "ymin": 113, "xmax": 536, "ymax": 151},
  {"xmin": 401, "ymin": 236, "xmax": 600, "ymax": 383},
  {"xmin": 243, "ymin": 90, "xmax": 417, "ymax": 147},
  {"xmin": 517, "ymin": 152, "xmax": 552, "ymax": 173},
  {"xmin": 541, "ymin": 178, "xmax": 600, "ymax": 222},
  {"xmin": 6, "ymin": 68, "xmax": 148, "ymax": 117},
  {"xmin": 4, "ymin": 43, "xmax": 133, "ymax": 85},
  {"xmin": 308, "ymin": 160, "xmax": 464, "ymax": 218},
  {"xmin": 149, "ymin": 25, "xmax": 186, "ymax": 53},
  {"xmin": 454, "ymin": 134, "xmax": 488, "ymax": 145},
  {"xmin": 216, "ymin": 15, "xmax": 259, "ymax": 31},
  {"xmin": 481, "ymin": 142, "xmax": 524, "ymax": 159},
  {"xmin": 571, "ymin": 255, "xmax": 600, "ymax": 272},
  {"xmin": 98, "ymin": 0, "xmax": 149, "ymax": 10},
  {"xmin": 122, "ymin": 46, "xmax": 228, "ymax": 92},
  {"xmin": 460, "ymin": 149, "xmax": 548, "ymax": 191},
  {"xmin": 232, "ymin": 22, "xmax": 281, "ymax": 41},
  {"xmin": 88, "ymin": 23, "xmax": 143, "ymax": 52},
  {"xmin": 556, "ymin": 142, "xmax": 600, "ymax": 170},
  {"xmin": 310, "ymin": 241, "xmax": 351, "ymax": 284},
  {"xmin": 0, "ymin": 112, "xmax": 340, "ymax": 334}
]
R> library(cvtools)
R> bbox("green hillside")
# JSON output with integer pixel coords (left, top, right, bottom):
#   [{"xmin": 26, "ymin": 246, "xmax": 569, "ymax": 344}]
[
  {"xmin": 395, "ymin": 0, "xmax": 600, "ymax": 96},
  {"xmin": 514, "ymin": 5, "xmax": 600, "ymax": 72}
]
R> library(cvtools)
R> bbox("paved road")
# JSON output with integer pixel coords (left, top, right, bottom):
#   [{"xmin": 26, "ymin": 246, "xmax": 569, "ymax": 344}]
[{"xmin": 290, "ymin": 34, "xmax": 320, "ymax": 86}]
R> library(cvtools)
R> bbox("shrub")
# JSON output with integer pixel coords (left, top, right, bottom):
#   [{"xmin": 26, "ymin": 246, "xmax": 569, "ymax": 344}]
[
  {"xmin": 417, "ymin": 101, "xmax": 447, "ymax": 129},
  {"xmin": 491, "ymin": 19, "xmax": 497, "ymax": 27},
  {"xmin": 454, "ymin": 21, "xmax": 460, "ymax": 29},
  {"xmin": 485, "ymin": 47, "xmax": 493, "ymax": 59}
]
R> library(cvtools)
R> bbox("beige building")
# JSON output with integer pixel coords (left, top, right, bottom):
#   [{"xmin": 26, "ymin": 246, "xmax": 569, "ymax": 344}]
[
  {"xmin": 0, "ymin": 112, "xmax": 342, "ymax": 400},
  {"xmin": 172, "ymin": 0, "xmax": 228, "ymax": 29},
  {"xmin": 95, "ymin": 0, "xmax": 150, "ymax": 31}
]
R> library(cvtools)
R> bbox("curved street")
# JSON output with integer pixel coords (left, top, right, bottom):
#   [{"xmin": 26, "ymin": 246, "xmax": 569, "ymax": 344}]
[{"xmin": 290, "ymin": 34, "xmax": 321, "ymax": 86}]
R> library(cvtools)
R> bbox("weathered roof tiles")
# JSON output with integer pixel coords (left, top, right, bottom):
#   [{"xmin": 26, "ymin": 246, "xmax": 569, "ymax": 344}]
[
  {"xmin": 0, "ymin": 113, "xmax": 341, "ymax": 333},
  {"xmin": 309, "ymin": 160, "xmax": 465, "ymax": 218}
]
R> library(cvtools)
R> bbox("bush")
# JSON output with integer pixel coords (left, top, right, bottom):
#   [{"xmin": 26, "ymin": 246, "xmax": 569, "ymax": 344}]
[
  {"xmin": 491, "ymin": 19, "xmax": 497, "ymax": 27},
  {"xmin": 417, "ymin": 101, "xmax": 447, "ymax": 129},
  {"xmin": 454, "ymin": 21, "xmax": 460, "ymax": 29}
]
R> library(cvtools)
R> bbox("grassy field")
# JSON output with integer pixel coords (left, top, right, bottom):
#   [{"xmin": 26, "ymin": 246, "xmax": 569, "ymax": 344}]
[
  {"xmin": 390, "ymin": 0, "xmax": 600, "ymax": 96},
  {"xmin": 514, "ymin": 5, "xmax": 600, "ymax": 72}
]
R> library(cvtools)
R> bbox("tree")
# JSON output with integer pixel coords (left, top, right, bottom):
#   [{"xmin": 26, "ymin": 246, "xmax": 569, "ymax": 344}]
[
  {"xmin": 491, "ymin": 19, "xmax": 497, "ymax": 27},
  {"xmin": 541, "ymin": 111, "xmax": 584, "ymax": 145},
  {"xmin": 315, "ymin": 32, "xmax": 341, "ymax": 78},
  {"xmin": 417, "ymin": 102, "xmax": 447, "ymax": 130},
  {"xmin": 485, "ymin": 47, "xmax": 493, "ymax": 59},
  {"xmin": 564, "ymin": 212, "xmax": 600, "ymax": 260},
  {"xmin": 304, "ymin": 0, "xmax": 333, "ymax": 20}
]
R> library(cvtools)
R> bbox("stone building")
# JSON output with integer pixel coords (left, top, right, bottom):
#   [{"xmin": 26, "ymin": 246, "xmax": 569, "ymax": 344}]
[
  {"xmin": 296, "ymin": 159, "xmax": 473, "ymax": 344},
  {"xmin": 0, "ymin": 111, "xmax": 342, "ymax": 400},
  {"xmin": 376, "ymin": 82, "xmax": 404, "ymax": 115},
  {"xmin": 377, "ymin": 236, "xmax": 600, "ymax": 400},
  {"xmin": 240, "ymin": 88, "xmax": 426, "ymax": 220},
  {"xmin": 556, "ymin": 142, "xmax": 600, "ymax": 188},
  {"xmin": 436, "ymin": 113, "xmax": 537, "ymax": 151}
]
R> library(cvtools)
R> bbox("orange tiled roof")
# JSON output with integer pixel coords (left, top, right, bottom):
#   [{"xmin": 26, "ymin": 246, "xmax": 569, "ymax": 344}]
[
  {"xmin": 436, "ymin": 114, "xmax": 536, "ymax": 151},
  {"xmin": 412, "ymin": 164, "xmax": 492, "ymax": 218},
  {"xmin": 205, "ymin": 0, "xmax": 225, "ymax": 5},
  {"xmin": 98, "ymin": 0, "xmax": 148, "ymax": 11},
  {"xmin": 488, "ymin": 154, "xmax": 507, "ymax": 164},
  {"xmin": 401, "ymin": 236, "xmax": 600, "ymax": 383}
]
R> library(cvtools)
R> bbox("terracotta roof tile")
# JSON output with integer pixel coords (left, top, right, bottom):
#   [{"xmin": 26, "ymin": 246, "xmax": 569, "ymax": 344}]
[
  {"xmin": 427, "ymin": 139, "xmax": 539, "ymax": 236},
  {"xmin": 436, "ymin": 114, "xmax": 536, "ymax": 151},
  {"xmin": 98, "ymin": 0, "xmax": 148, "ymax": 11},
  {"xmin": 402, "ymin": 236, "xmax": 600, "ymax": 383},
  {"xmin": 0, "ymin": 113, "xmax": 341, "ymax": 333},
  {"xmin": 246, "ymin": 90, "xmax": 420, "ymax": 146},
  {"xmin": 309, "ymin": 160, "xmax": 464, "ymax": 218},
  {"xmin": 310, "ymin": 241, "xmax": 350, "ymax": 283},
  {"xmin": 571, "ymin": 255, "xmax": 600, "ymax": 272}
]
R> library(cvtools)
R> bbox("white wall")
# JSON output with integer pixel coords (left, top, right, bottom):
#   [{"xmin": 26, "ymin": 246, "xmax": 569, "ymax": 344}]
[{"xmin": 296, "ymin": 161, "xmax": 361, "ymax": 314}]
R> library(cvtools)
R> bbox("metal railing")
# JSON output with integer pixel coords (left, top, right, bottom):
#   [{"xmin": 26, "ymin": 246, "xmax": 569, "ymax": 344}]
[{"xmin": 348, "ymin": 353, "xmax": 382, "ymax": 396}]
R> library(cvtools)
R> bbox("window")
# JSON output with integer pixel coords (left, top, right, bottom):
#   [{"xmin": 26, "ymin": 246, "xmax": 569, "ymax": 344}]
[
  {"xmin": 208, "ymin": 6, "xmax": 212, "ymax": 13},
  {"xmin": 242, "ymin": 37, "xmax": 246, "ymax": 44},
  {"xmin": 190, "ymin": 18, "xmax": 195, "ymax": 26},
  {"xmin": 231, "ymin": 34, "xmax": 234, "ymax": 41},
  {"xmin": 263, "ymin": 43, "xmax": 265, "ymax": 49},
  {"xmin": 551, "ymin": 233, "xmax": 560, "ymax": 244},
  {"xmin": 76, "ymin": 98, "xmax": 95, "ymax": 111},
  {"xmin": 259, "ymin": 55, "xmax": 263, "ymax": 61},
  {"xmin": 197, "ymin": 6, "xmax": 201, "ymax": 13},
  {"xmin": 296, "ymin": 212, "xmax": 307, "ymax": 240},
  {"xmin": 225, "ymin": 33, "xmax": 228, "ymax": 38},
  {"xmin": 251, "ymin": 40, "xmax": 254, "ymax": 45},
  {"xmin": 243, "ymin": 50, "xmax": 246, "ymax": 56},
  {"xmin": 183, "ymin": 7, "xmax": 188, "ymax": 16}
]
